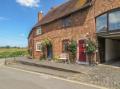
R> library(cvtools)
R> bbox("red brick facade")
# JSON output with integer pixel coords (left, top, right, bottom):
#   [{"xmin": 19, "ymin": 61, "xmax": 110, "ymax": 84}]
[{"xmin": 28, "ymin": 0, "xmax": 120, "ymax": 61}]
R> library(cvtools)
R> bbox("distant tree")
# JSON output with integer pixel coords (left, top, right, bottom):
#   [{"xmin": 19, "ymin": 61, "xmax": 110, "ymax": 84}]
[{"xmin": 5, "ymin": 45, "xmax": 10, "ymax": 49}]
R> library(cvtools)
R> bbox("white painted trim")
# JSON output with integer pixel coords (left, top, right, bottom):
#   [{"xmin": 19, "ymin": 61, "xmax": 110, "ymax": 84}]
[
  {"xmin": 36, "ymin": 42, "xmax": 42, "ymax": 52},
  {"xmin": 76, "ymin": 40, "xmax": 79, "ymax": 63},
  {"xmin": 36, "ymin": 27, "xmax": 42, "ymax": 35}
]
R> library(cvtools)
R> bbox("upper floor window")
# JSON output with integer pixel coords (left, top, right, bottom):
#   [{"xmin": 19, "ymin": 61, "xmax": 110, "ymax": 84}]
[
  {"xmin": 96, "ymin": 9, "xmax": 120, "ymax": 33},
  {"xmin": 109, "ymin": 10, "xmax": 120, "ymax": 31},
  {"xmin": 36, "ymin": 42, "xmax": 42, "ymax": 51},
  {"xmin": 62, "ymin": 18, "xmax": 71, "ymax": 27},
  {"xmin": 36, "ymin": 28, "xmax": 42, "ymax": 35},
  {"xmin": 96, "ymin": 14, "xmax": 107, "ymax": 33}
]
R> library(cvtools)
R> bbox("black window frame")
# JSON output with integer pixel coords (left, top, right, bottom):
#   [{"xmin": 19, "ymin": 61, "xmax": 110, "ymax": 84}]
[
  {"xmin": 95, "ymin": 8, "xmax": 120, "ymax": 33},
  {"xmin": 108, "ymin": 9, "xmax": 120, "ymax": 32},
  {"xmin": 62, "ymin": 17, "xmax": 71, "ymax": 28},
  {"xmin": 96, "ymin": 13, "xmax": 108, "ymax": 33}
]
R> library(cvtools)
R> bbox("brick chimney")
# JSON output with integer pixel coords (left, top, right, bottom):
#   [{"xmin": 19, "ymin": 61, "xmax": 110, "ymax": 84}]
[{"xmin": 38, "ymin": 11, "xmax": 43, "ymax": 22}]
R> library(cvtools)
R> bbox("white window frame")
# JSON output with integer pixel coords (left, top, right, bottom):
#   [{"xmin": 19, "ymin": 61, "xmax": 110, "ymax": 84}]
[
  {"xmin": 36, "ymin": 42, "xmax": 42, "ymax": 51},
  {"xmin": 36, "ymin": 27, "xmax": 42, "ymax": 35}
]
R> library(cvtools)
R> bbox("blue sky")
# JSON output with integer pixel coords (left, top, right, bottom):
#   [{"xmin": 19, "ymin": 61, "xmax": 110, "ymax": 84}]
[{"xmin": 0, "ymin": 0, "xmax": 67, "ymax": 47}]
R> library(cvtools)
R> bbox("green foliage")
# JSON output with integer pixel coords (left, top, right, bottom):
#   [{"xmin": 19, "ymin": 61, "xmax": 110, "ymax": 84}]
[
  {"xmin": 0, "ymin": 48, "xmax": 28, "ymax": 59},
  {"xmin": 69, "ymin": 40, "xmax": 77, "ymax": 55},
  {"xmin": 41, "ymin": 38, "xmax": 51, "ymax": 48},
  {"xmin": 28, "ymin": 49, "xmax": 32, "ymax": 56},
  {"xmin": 86, "ymin": 39, "xmax": 96, "ymax": 54},
  {"xmin": 53, "ymin": 55, "xmax": 59, "ymax": 61},
  {"xmin": 40, "ymin": 38, "xmax": 52, "ymax": 60},
  {"xmin": 68, "ymin": 40, "xmax": 77, "ymax": 61},
  {"xmin": 39, "ymin": 54, "xmax": 46, "ymax": 60}
]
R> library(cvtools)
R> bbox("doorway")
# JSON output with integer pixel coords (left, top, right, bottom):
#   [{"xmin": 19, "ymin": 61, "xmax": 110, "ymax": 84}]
[
  {"xmin": 105, "ymin": 39, "xmax": 120, "ymax": 62},
  {"xmin": 79, "ymin": 40, "xmax": 86, "ymax": 62},
  {"xmin": 98, "ymin": 36, "xmax": 120, "ymax": 63},
  {"xmin": 47, "ymin": 45, "xmax": 53, "ymax": 60},
  {"xmin": 97, "ymin": 37, "xmax": 106, "ymax": 63}
]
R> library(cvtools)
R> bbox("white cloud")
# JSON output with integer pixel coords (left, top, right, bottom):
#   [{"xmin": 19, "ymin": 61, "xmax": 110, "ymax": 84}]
[
  {"xmin": 109, "ymin": 11, "xmax": 120, "ymax": 23},
  {"xmin": 16, "ymin": 0, "xmax": 40, "ymax": 8},
  {"xmin": 0, "ymin": 17, "xmax": 8, "ymax": 21}
]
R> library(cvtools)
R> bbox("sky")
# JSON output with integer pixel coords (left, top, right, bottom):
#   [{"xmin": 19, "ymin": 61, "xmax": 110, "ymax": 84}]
[{"xmin": 0, "ymin": 0, "xmax": 68, "ymax": 47}]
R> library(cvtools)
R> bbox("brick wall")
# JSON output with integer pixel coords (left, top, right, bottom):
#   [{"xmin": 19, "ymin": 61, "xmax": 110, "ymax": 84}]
[
  {"xmin": 29, "ymin": 0, "xmax": 120, "ymax": 59},
  {"xmin": 28, "ymin": 30, "xmax": 35, "ymax": 58}
]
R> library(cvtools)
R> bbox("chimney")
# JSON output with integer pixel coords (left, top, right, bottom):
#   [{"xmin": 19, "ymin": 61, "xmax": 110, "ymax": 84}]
[{"xmin": 38, "ymin": 11, "xmax": 43, "ymax": 22}]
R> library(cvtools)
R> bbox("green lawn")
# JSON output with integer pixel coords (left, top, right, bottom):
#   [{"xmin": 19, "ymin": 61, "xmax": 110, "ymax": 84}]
[{"xmin": 0, "ymin": 48, "xmax": 28, "ymax": 59}]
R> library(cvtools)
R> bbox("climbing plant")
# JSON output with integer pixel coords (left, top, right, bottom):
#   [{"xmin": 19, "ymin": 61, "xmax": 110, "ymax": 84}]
[
  {"xmin": 86, "ymin": 38, "xmax": 96, "ymax": 54},
  {"xmin": 41, "ymin": 38, "xmax": 51, "ymax": 48},
  {"xmin": 40, "ymin": 38, "xmax": 52, "ymax": 60},
  {"xmin": 68, "ymin": 40, "xmax": 77, "ymax": 62}
]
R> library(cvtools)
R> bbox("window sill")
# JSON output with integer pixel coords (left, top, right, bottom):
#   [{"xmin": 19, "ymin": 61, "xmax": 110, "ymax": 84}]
[{"xmin": 36, "ymin": 50, "xmax": 42, "ymax": 52}]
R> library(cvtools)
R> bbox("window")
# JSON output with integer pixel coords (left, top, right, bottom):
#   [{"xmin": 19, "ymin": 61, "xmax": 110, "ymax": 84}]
[
  {"xmin": 96, "ymin": 9, "xmax": 120, "ymax": 33},
  {"xmin": 96, "ymin": 14, "xmax": 107, "ymax": 33},
  {"xmin": 36, "ymin": 42, "xmax": 42, "ymax": 51},
  {"xmin": 109, "ymin": 11, "xmax": 120, "ymax": 31},
  {"xmin": 62, "ymin": 18, "xmax": 71, "ymax": 27},
  {"xmin": 62, "ymin": 40, "xmax": 69, "ymax": 52},
  {"xmin": 36, "ymin": 28, "xmax": 42, "ymax": 35}
]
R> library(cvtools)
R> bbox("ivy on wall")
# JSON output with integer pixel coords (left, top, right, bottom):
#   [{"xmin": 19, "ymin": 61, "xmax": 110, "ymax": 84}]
[{"xmin": 86, "ymin": 38, "xmax": 96, "ymax": 54}]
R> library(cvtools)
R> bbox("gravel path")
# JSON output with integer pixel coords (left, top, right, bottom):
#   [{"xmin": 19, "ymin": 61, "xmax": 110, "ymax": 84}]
[{"xmin": 70, "ymin": 65, "xmax": 120, "ymax": 89}]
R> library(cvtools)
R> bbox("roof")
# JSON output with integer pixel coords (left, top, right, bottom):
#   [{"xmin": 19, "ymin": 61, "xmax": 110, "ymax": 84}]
[
  {"xmin": 28, "ymin": 0, "xmax": 92, "ymax": 38},
  {"xmin": 37, "ymin": 0, "xmax": 92, "ymax": 26}
]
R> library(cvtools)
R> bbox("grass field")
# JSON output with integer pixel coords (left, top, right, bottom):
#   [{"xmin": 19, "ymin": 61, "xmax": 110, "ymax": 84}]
[{"xmin": 0, "ymin": 48, "xmax": 28, "ymax": 59}]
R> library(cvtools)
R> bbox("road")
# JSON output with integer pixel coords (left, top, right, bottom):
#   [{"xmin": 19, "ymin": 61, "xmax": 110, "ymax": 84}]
[{"xmin": 0, "ymin": 66, "xmax": 105, "ymax": 89}]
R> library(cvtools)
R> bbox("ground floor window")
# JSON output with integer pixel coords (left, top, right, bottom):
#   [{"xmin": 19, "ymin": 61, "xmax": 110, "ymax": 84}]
[
  {"xmin": 62, "ymin": 39, "xmax": 69, "ymax": 52},
  {"xmin": 36, "ymin": 42, "xmax": 42, "ymax": 51}
]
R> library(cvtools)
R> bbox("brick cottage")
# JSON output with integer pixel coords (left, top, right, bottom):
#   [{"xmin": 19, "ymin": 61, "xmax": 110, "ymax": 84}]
[{"xmin": 28, "ymin": 0, "xmax": 120, "ymax": 64}]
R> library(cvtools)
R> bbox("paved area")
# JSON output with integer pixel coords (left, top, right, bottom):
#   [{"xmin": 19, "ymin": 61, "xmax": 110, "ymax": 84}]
[
  {"xmin": 11, "ymin": 57, "xmax": 93, "ymax": 74},
  {"xmin": 0, "ymin": 66, "xmax": 102, "ymax": 89},
  {"xmin": 7, "ymin": 63, "xmax": 77, "ymax": 78},
  {"xmin": 70, "ymin": 65, "xmax": 120, "ymax": 89},
  {"xmin": 105, "ymin": 61, "xmax": 120, "ymax": 67},
  {"xmin": 5, "ymin": 57, "xmax": 120, "ymax": 89},
  {"xmin": 8, "ymin": 63, "xmax": 120, "ymax": 89}
]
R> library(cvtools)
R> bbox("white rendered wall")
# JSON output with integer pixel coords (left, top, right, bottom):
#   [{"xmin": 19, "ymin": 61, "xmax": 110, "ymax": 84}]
[{"xmin": 105, "ymin": 39, "xmax": 120, "ymax": 62}]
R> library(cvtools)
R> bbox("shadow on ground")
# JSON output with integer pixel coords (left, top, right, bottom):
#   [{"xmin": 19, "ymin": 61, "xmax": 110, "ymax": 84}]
[{"xmin": 104, "ymin": 60, "xmax": 120, "ymax": 67}]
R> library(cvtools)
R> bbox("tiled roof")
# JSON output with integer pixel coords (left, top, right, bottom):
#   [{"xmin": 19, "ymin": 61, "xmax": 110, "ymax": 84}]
[
  {"xmin": 29, "ymin": 0, "xmax": 92, "ymax": 38},
  {"xmin": 36, "ymin": 0, "xmax": 92, "ymax": 26}
]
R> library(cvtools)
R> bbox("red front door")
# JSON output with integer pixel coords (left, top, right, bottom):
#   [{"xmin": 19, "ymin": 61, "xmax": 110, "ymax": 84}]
[{"xmin": 79, "ymin": 40, "xmax": 86, "ymax": 62}]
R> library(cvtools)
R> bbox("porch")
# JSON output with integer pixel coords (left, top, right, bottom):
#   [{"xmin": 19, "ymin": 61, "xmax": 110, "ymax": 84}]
[{"xmin": 97, "ymin": 32, "xmax": 120, "ymax": 63}]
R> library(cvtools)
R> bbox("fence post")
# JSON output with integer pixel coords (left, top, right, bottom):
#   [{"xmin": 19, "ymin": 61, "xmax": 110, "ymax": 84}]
[{"xmin": 4, "ymin": 56, "xmax": 7, "ymax": 65}]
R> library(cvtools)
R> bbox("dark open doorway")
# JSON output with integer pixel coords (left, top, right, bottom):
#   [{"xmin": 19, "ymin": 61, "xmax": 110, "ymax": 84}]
[
  {"xmin": 97, "ymin": 37, "xmax": 106, "ymax": 63},
  {"xmin": 47, "ymin": 45, "xmax": 53, "ymax": 60}
]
